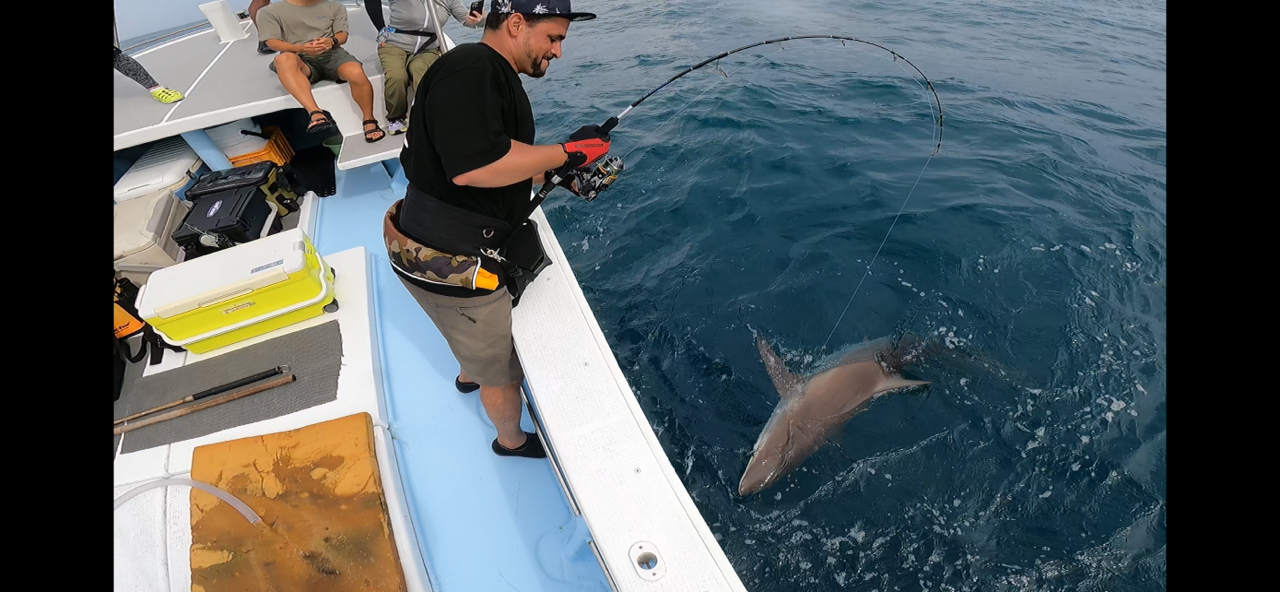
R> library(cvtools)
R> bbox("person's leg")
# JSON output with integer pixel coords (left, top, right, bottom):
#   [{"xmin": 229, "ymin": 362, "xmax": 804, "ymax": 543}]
[
  {"xmin": 394, "ymin": 276, "xmax": 541, "ymax": 456},
  {"xmin": 406, "ymin": 48, "xmax": 440, "ymax": 98},
  {"xmin": 248, "ymin": 0, "xmax": 274, "ymax": 53},
  {"xmin": 247, "ymin": 0, "xmax": 271, "ymax": 22},
  {"xmin": 378, "ymin": 45, "xmax": 412, "ymax": 125},
  {"xmin": 402, "ymin": 48, "xmax": 441, "ymax": 128},
  {"xmin": 269, "ymin": 53, "xmax": 328, "ymax": 130},
  {"xmin": 334, "ymin": 59, "xmax": 385, "ymax": 141},
  {"xmin": 479, "ymin": 381, "xmax": 527, "ymax": 450},
  {"xmin": 113, "ymin": 48, "xmax": 159, "ymax": 89},
  {"xmin": 114, "ymin": 47, "xmax": 184, "ymax": 103},
  {"xmin": 446, "ymin": 291, "xmax": 531, "ymax": 453}
]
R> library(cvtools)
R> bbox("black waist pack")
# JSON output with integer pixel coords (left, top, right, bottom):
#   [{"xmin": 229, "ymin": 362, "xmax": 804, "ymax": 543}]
[{"xmin": 501, "ymin": 218, "xmax": 551, "ymax": 308}]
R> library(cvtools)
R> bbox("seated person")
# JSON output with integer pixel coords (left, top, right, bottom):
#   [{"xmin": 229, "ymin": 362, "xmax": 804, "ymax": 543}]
[
  {"xmin": 365, "ymin": 0, "xmax": 485, "ymax": 135},
  {"xmin": 257, "ymin": 0, "xmax": 386, "ymax": 142}
]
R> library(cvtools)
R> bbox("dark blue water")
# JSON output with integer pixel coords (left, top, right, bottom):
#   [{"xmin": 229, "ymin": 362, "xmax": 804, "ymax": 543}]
[{"xmin": 516, "ymin": 1, "xmax": 1164, "ymax": 590}]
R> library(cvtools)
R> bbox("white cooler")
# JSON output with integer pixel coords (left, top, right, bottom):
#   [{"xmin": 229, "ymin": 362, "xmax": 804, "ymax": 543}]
[
  {"xmin": 206, "ymin": 118, "xmax": 268, "ymax": 159},
  {"xmin": 114, "ymin": 189, "xmax": 192, "ymax": 286},
  {"xmin": 114, "ymin": 138, "xmax": 205, "ymax": 203}
]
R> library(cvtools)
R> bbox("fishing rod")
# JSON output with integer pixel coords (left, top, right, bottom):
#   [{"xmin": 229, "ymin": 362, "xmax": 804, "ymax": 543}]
[{"xmin": 534, "ymin": 34, "xmax": 945, "ymax": 204}]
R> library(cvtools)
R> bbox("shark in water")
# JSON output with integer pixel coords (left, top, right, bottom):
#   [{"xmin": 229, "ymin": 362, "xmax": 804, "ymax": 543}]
[{"xmin": 738, "ymin": 334, "xmax": 931, "ymax": 496}]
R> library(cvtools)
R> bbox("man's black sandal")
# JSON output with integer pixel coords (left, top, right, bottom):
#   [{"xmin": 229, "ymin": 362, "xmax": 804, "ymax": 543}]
[
  {"xmin": 306, "ymin": 110, "xmax": 336, "ymax": 134},
  {"xmin": 363, "ymin": 119, "xmax": 386, "ymax": 143}
]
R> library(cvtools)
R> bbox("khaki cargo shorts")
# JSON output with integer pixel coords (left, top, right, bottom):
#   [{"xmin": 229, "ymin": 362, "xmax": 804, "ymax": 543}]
[
  {"xmin": 269, "ymin": 47, "xmax": 362, "ymax": 84},
  {"xmin": 397, "ymin": 276, "xmax": 524, "ymax": 387}
]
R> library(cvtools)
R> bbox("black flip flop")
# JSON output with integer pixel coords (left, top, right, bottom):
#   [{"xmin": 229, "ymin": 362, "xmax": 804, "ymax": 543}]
[
  {"xmin": 455, "ymin": 376, "xmax": 479, "ymax": 393},
  {"xmin": 362, "ymin": 119, "xmax": 386, "ymax": 143},
  {"xmin": 492, "ymin": 431, "xmax": 546, "ymax": 458},
  {"xmin": 306, "ymin": 110, "xmax": 336, "ymax": 134}
]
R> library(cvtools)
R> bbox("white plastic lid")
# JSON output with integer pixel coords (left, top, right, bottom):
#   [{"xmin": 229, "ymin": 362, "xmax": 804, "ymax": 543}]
[{"xmin": 138, "ymin": 228, "xmax": 312, "ymax": 319}]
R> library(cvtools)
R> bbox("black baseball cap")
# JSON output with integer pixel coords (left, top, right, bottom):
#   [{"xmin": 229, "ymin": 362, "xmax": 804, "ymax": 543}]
[{"xmin": 490, "ymin": 0, "xmax": 597, "ymax": 22}]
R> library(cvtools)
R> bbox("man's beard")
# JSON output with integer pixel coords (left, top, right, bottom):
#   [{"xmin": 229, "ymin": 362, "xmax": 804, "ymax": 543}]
[
  {"xmin": 523, "ymin": 41, "xmax": 551, "ymax": 77},
  {"xmin": 529, "ymin": 54, "xmax": 549, "ymax": 77}
]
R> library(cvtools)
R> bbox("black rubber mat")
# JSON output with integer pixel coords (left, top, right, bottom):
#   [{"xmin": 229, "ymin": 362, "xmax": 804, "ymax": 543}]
[{"xmin": 113, "ymin": 320, "xmax": 343, "ymax": 455}]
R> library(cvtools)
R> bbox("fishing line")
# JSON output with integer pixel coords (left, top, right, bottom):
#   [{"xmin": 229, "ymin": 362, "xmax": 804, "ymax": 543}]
[
  {"xmin": 544, "ymin": 36, "xmax": 945, "ymax": 350},
  {"xmin": 595, "ymin": 35, "xmax": 944, "ymax": 155},
  {"xmin": 537, "ymin": 35, "xmax": 944, "ymax": 202},
  {"xmin": 618, "ymin": 47, "xmax": 786, "ymax": 162},
  {"xmin": 619, "ymin": 41, "xmax": 941, "ymax": 158},
  {"xmin": 820, "ymin": 153, "xmax": 935, "ymax": 351}
]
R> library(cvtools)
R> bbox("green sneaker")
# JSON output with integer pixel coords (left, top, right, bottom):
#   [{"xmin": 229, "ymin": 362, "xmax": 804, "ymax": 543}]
[{"xmin": 150, "ymin": 87, "xmax": 184, "ymax": 104}]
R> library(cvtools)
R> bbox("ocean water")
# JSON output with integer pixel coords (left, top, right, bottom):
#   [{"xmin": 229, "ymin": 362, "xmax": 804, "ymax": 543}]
[{"xmin": 518, "ymin": 0, "xmax": 1164, "ymax": 590}]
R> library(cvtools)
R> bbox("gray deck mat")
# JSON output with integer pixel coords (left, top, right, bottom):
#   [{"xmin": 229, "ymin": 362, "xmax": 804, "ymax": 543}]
[
  {"xmin": 337, "ymin": 128, "xmax": 402, "ymax": 165},
  {"xmin": 113, "ymin": 320, "xmax": 343, "ymax": 455}
]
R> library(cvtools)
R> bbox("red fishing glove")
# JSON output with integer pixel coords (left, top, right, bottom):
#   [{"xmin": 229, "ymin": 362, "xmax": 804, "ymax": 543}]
[{"xmin": 561, "ymin": 125, "xmax": 611, "ymax": 169}]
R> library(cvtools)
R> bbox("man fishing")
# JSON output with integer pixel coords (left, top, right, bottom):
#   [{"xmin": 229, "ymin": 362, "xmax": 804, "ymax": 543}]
[{"xmin": 383, "ymin": 0, "xmax": 610, "ymax": 458}]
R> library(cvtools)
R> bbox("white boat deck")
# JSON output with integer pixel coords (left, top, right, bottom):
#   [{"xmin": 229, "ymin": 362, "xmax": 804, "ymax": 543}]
[
  {"xmin": 114, "ymin": 169, "xmax": 751, "ymax": 592},
  {"xmin": 113, "ymin": 4, "xmax": 409, "ymax": 170},
  {"xmin": 113, "ymin": 246, "xmax": 432, "ymax": 592}
]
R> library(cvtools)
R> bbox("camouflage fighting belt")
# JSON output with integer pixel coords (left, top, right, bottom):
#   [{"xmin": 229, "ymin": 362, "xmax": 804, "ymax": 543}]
[
  {"xmin": 386, "ymin": 185, "xmax": 550, "ymax": 306},
  {"xmin": 384, "ymin": 200, "xmax": 484, "ymax": 289}
]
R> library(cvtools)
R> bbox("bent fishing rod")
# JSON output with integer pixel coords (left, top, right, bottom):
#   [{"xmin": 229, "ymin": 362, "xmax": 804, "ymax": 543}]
[{"xmin": 535, "ymin": 34, "xmax": 945, "ymax": 204}]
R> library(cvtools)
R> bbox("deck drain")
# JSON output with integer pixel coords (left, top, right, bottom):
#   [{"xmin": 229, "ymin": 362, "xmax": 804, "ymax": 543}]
[{"xmin": 628, "ymin": 541, "xmax": 666, "ymax": 581}]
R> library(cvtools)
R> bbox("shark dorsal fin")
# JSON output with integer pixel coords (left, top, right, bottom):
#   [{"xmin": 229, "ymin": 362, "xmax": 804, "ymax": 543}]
[{"xmin": 757, "ymin": 335, "xmax": 804, "ymax": 398}]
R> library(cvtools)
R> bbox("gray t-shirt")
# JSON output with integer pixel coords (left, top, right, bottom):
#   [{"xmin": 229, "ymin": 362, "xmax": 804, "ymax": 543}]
[
  {"xmin": 377, "ymin": 0, "xmax": 483, "ymax": 54},
  {"xmin": 257, "ymin": 0, "xmax": 349, "ymax": 46}
]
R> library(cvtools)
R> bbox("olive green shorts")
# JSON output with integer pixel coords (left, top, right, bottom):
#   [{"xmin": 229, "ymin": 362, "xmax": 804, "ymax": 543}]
[
  {"xmin": 269, "ymin": 47, "xmax": 361, "ymax": 84},
  {"xmin": 396, "ymin": 276, "xmax": 525, "ymax": 388}
]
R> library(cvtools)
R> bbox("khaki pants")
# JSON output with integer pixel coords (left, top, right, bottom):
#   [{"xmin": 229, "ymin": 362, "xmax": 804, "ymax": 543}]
[
  {"xmin": 378, "ymin": 44, "xmax": 440, "ymax": 121},
  {"xmin": 396, "ymin": 276, "xmax": 524, "ymax": 387}
]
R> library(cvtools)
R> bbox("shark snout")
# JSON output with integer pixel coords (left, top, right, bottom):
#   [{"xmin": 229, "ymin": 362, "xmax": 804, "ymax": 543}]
[{"xmin": 737, "ymin": 454, "xmax": 778, "ymax": 497}]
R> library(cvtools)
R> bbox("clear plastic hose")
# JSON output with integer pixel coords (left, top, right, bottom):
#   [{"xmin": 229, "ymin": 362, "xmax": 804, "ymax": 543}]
[{"xmin": 113, "ymin": 478, "xmax": 262, "ymax": 525}]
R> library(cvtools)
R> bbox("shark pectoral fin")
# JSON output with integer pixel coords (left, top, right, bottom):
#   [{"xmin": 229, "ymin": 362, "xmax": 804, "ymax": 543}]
[
  {"xmin": 876, "ymin": 376, "xmax": 931, "ymax": 395},
  {"xmin": 757, "ymin": 335, "xmax": 804, "ymax": 398}
]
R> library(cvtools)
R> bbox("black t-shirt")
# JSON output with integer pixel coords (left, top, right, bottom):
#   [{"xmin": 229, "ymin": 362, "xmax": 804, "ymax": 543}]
[{"xmin": 397, "ymin": 42, "xmax": 536, "ymax": 296}]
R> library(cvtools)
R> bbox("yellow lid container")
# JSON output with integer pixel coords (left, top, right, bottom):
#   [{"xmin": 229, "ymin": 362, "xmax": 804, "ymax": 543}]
[{"xmin": 136, "ymin": 228, "xmax": 336, "ymax": 354}]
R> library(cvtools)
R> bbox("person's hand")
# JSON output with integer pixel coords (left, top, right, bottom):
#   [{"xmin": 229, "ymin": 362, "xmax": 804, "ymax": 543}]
[
  {"xmin": 465, "ymin": 11, "xmax": 484, "ymax": 25},
  {"xmin": 301, "ymin": 37, "xmax": 331, "ymax": 54},
  {"xmin": 298, "ymin": 39, "xmax": 325, "ymax": 55},
  {"xmin": 560, "ymin": 125, "xmax": 611, "ymax": 169}
]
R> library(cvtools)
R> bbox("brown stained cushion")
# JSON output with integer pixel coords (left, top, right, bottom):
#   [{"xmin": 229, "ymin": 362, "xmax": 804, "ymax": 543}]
[{"xmin": 188, "ymin": 412, "xmax": 406, "ymax": 592}]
